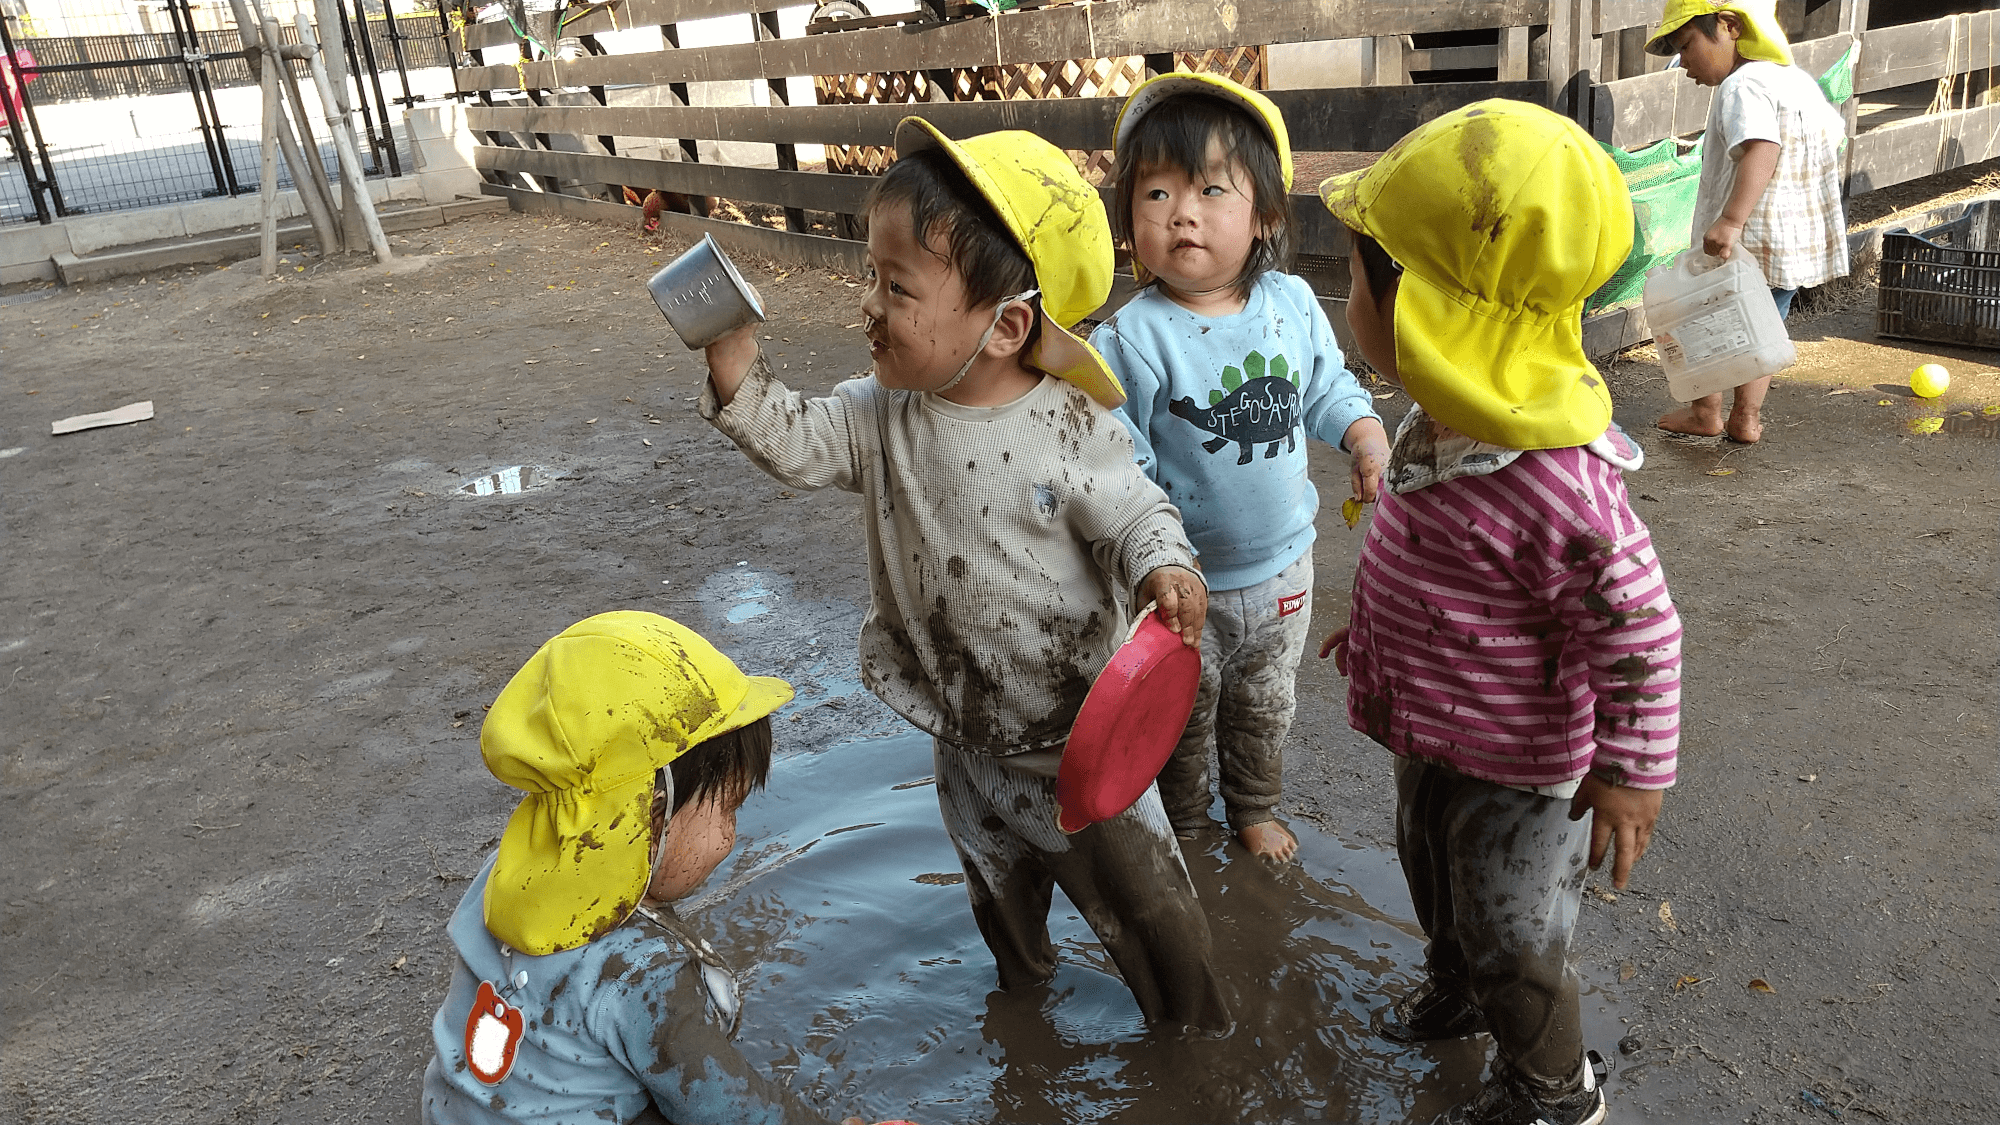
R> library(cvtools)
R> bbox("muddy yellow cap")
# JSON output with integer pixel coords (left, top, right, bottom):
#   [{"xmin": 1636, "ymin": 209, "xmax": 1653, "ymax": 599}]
[
  {"xmin": 894, "ymin": 117, "xmax": 1125, "ymax": 408},
  {"xmin": 1645, "ymin": 0, "xmax": 1793, "ymax": 66},
  {"xmin": 1113, "ymin": 72, "xmax": 1293, "ymax": 192},
  {"xmin": 480, "ymin": 611, "xmax": 791, "ymax": 955},
  {"xmin": 1319, "ymin": 99, "xmax": 1634, "ymax": 450}
]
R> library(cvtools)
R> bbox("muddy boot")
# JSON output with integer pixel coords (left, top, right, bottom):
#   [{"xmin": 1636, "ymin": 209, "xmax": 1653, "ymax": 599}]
[
  {"xmin": 1427, "ymin": 1052, "xmax": 1607, "ymax": 1125},
  {"xmin": 1376, "ymin": 978, "xmax": 1489, "ymax": 1043}
]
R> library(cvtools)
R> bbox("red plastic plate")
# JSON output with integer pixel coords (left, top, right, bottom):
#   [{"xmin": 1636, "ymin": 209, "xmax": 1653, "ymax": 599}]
[{"xmin": 1056, "ymin": 608, "xmax": 1200, "ymax": 834}]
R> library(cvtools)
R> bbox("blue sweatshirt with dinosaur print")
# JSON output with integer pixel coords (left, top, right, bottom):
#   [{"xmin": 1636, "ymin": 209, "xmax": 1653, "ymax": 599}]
[{"xmin": 1092, "ymin": 272, "xmax": 1378, "ymax": 591}]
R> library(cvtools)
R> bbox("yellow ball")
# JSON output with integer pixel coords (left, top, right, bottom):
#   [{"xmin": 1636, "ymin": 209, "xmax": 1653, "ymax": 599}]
[{"xmin": 1910, "ymin": 363, "xmax": 1950, "ymax": 398}]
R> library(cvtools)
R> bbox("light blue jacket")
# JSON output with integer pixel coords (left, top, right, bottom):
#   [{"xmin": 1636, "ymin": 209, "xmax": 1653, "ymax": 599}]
[
  {"xmin": 1093, "ymin": 272, "xmax": 1378, "ymax": 591},
  {"xmin": 423, "ymin": 857, "xmax": 827, "ymax": 1125}
]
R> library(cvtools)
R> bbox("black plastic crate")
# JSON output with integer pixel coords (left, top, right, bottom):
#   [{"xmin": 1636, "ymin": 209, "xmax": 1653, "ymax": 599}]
[{"xmin": 1876, "ymin": 199, "xmax": 2000, "ymax": 349}]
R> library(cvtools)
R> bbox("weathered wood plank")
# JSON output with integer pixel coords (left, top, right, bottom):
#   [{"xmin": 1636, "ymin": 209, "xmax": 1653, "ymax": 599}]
[
  {"xmin": 1847, "ymin": 102, "xmax": 2000, "ymax": 195},
  {"xmin": 1591, "ymin": 65, "xmax": 1709, "ymax": 146},
  {"xmin": 1594, "ymin": 0, "xmax": 1656, "ymax": 37},
  {"xmin": 455, "ymin": 0, "xmax": 1549, "ymax": 92},
  {"xmin": 467, "ymin": 81, "xmax": 1545, "ymax": 153},
  {"xmin": 454, "ymin": 0, "xmax": 794, "ymax": 55},
  {"xmin": 482, "ymin": 182, "xmax": 873, "ymax": 274},
  {"xmin": 1856, "ymin": 12, "xmax": 1996, "ymax": 96},
  {"xmin": 475, "ymin": 146, "xmax": 879, "ymax": 212}
]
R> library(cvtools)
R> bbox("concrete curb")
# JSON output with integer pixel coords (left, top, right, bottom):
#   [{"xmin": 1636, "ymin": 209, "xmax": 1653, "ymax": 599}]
[{"xmin": 45, "ymin": 195, "xmax": 508, "ymax": 286}]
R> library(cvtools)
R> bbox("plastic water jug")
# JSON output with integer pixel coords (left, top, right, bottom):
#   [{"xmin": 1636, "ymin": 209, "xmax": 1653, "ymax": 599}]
[{"xmin": 1642, "ymin": 248, "xmax": 1796, "ymax": 401}]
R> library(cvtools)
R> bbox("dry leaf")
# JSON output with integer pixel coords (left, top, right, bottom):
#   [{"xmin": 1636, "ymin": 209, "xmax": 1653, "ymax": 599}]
[
  {"xmin": 1705, "ymin": 468, "xmax": 1735, "ymax": 476},
  {"xmin": 1658, "ymin": 901, "xmax": 1677, "ymax": 930},
  {"xmin": 1620, "ymin": 962, "xmax": 1637, "ymax": 982},
  {"xmin": 1747, "ymin": 978, "xmax": 1775, "ymax": 994},
  {"xmin": 642, "ymin": 439, "xmax": 653, "ymax": 447},
  {"xmin": 1674, "ymin": 975, "xmax": 1706, "ymax": 991},
  {"xmin": 585, "ymin": 418, "xmax": 597, "ymax": 424},
  {"xmin": 1341, "ymin": 496, "xmax": 1364, "ymax": 528},
  {"xmin": 391, "ymin": 955, "xmax": 408, "ymax": 971}
]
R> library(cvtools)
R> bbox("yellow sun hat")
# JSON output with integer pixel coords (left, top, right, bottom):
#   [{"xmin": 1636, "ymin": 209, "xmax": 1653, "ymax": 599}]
[
  {"xmin": 1112, "ymin": 71, "xmax": 1294, "ymax": 192},
  {"xmin": 894, "ymin": 117, "xmax": 1126, "ymax": 408},
  {"xmin": 1319, "ymin": 99, "xmax": 1634, "ymax": 450},
  {"xmin": 480, "ymin": 611, "xmax": 792, "ymax": 955},
  {"xmin": 1644, "ymin": 0, "xmax": 1793, "ymax": 66}
]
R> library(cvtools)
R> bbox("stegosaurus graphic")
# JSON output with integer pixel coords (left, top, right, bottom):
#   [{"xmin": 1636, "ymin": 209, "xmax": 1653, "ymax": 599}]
[{"xmin": 1168, "ymin": 350, "xmax": 1304, "ymax": 465}]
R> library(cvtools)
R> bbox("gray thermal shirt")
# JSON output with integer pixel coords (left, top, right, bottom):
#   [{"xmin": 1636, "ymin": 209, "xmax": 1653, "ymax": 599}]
[{"xmin": 702, "ymin": 357, "xmax": 1199, "ymax": 752}]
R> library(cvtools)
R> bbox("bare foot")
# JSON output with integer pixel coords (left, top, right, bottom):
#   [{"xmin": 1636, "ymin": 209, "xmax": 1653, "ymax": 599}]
[
  {"xmin": 1237, "ymin": 820, "xmax": 1298, "ymax": 864},
  {"xmin": 1656, "ymin": 404, "xmax": 1724, "ymax": 437},
  {"xmin": 1725, "ymin": 410, "xmax": 1763, "ymax": 443}
]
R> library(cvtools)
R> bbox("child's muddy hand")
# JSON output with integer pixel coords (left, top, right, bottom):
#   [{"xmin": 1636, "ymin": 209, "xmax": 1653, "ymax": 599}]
[
  {"xmin": 1142, "ymin": 566, "xmax": 1206, "ymax": 648},
  {"xmin": 1568, "ymin": 774, "xmax": 1663, "ymax": 890},
  {"xmin": 703, "ymin": 317, "xmax": 762, "ymax": 408},
  {"xmin": 1344, "ymin": 417, "xmax": 1390, "ymax": 504},
  {"xmin": 1318, "ymin": 626, "xmax": 1351, "ymax": 675}
]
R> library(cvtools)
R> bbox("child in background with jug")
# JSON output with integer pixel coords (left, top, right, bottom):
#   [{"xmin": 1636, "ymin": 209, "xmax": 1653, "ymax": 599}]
[
  {"xmin": 1317, "ymin": 101, "xmax": 1682, "ymax": 1125},
  {"xmin": 1648, "ymin": 0, "xmax": 1848, "ymax": 443}
]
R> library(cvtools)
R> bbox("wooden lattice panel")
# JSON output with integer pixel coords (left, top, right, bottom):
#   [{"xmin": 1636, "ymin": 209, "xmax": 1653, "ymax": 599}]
[{"xmin": 815, "ymin": 34, "xmax": 1265, "ymax": 190}]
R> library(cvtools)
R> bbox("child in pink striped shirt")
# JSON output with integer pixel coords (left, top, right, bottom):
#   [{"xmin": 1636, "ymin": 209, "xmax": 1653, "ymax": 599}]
[{"xmin": 1316, "ymin": 101, "xmax": 1682, "ymax": 1125}]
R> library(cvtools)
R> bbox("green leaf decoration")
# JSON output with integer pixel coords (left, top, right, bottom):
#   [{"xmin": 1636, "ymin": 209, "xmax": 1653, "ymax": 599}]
[
  {"xmin": 1220, "ymin": 365, "xmax": 1243, "ymax": 392},
  {"xmin": 1243, "ymin": 351, "xmax": 1266, "ymax": 381},
  {"xmin": 1269, "ymin": 353, "xmax": 1292, "ymax": 384},
  {"xmin": 1209, "ymin": 389, "xmax": 1224, "ymax": 406}
]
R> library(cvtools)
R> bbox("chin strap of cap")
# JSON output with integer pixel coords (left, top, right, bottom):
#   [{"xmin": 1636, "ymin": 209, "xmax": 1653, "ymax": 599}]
[{"xmin": 931, "ymin": 289, "xmax": 1040, "ymax": 396}]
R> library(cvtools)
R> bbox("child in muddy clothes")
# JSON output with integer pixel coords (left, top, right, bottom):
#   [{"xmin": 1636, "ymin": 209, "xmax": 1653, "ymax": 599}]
[
  {"xmin": 422, "ymin": 611, "xmax": 891, "ymax": 1125},
  {"xmin": 696, "ymin": 118, "xmax": 1232, "ymax": 1034},
  {"xmin": 1317, "ymin": 102, "xmax": 1683, "ymax": 1125},
  {"xmin": 1092, "ymin": 74, "xmax": 1389, "ymax": 863},
  {"xmin": 1648, "ymin": 0, "xmax": 1848, "ymax": 443}
]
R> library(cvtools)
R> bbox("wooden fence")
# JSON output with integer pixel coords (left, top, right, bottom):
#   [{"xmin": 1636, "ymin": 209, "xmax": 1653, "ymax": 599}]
[{"xmin": 446, "ymin": 0, "xmax": 1998, "ymax": 344}]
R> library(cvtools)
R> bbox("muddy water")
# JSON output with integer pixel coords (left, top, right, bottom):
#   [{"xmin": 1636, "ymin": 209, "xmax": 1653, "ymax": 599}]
[{"xmin": 682, "ymin": 732, "xmax": 1631, "ymax": 1124}]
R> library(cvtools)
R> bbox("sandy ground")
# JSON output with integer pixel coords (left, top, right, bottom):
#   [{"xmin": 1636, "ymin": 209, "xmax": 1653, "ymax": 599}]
[{"xmin": 1, "ymin": 200, "xmax": 1994, "ymax": 1124}]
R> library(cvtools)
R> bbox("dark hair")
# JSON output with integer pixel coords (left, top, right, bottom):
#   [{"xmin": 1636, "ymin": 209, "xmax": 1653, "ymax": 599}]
[
  {"xmin": 868, "ymin": 147, "xmax": 1039, "ymax": 312},
  {"xmin": 1110, "ymin": 92, "xmax": 1293, "ymax": 299},
  {"xmin": 1679, "ymin": 13, "xmax": 1727, "ymax": 45},
  {"xmin": 660, "ymin": 715, "xmax": 772, "ymax": 815},
  {"xmin": 1349, "ymin": 230, "xmax": 1401, "ymax": 309}
]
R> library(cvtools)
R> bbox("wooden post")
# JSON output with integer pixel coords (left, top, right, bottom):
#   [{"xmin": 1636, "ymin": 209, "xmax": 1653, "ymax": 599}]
[
  {"xmin": 1544, "ymin": 0, "xmax": 1591, "ymax": 125},
  {"xmin": 660, "ymin": 22, "xmax": 699, "ymax": 164},
  {"xmin": 1371, "ymin": 36, "xmax": 1409, "ymax": 86},
  {"xmin": 258, "ymin": 60, "xmax": 282, "ymax": 277},
  {"xmin": 297, "ymin": 13, "xmax": 394, "ymax": 262},
  {"xmin": 1497, "ymin": 26, "xmax": 1530, "ymax": 82},
  {"xmin": 254, "ymin": 0, "xmax": 346, "ymax": 249},
  {"xmin": 316, "ymin": 0, "xmax": 370, "ymax": 249},
  {"xmin": 228, "ymin": 0, "xmax": 342, "ymax": 259},
  {"xmin": 757, "ymin": 10, "xmax": 805, "ymax": 233}
]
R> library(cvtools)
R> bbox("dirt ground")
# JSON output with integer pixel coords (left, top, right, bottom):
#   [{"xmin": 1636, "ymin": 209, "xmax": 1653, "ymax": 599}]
[{"xmin": 2, "ymin": 186, "xmax": 1994, "ymax": 1125}]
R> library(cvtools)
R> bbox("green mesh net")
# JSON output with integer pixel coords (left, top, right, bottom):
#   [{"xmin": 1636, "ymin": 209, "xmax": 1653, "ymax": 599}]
[
  {"xmin": 1586, "ymin": 136, "xmax": 1705, "ymax": 314},
  {"xmin": 1584, "ymin": 42, "xmax": 1858, "ymax": 314}
]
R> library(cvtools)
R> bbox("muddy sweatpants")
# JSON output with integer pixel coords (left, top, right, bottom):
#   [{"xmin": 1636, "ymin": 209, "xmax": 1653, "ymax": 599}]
[
  {"xmin": 1158, "ymin": 549, "xmax": 1314, "ymax": 832},
  {"xmin": 932, "ymin": 739, "xmax": 1232, "ymax": 1033},
  {"xmin": 1395, "ymin": 755, "xmax": 1591, "ymax": 1100}
]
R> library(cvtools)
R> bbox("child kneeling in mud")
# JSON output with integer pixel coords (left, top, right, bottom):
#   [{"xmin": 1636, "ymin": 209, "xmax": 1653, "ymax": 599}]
[
  {"xmin": 422, "ymin": 611, "xmax": 895, "ymax": 1124},
  {"xmin": 698, "ymin": 119, "xmax": 1231, "ymax": 1033},
  {"xmin": 1318, "ymin": 102, "xmax": 1683, "ymax": 1125}
]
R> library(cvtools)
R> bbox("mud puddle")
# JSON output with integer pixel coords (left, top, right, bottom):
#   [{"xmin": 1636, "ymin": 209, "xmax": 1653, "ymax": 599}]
[
  {"xmin": 689, "ymin": 731, "xmax": 1632, "ymax": 1123},
  {"xmin": 458, "ymin": 465, "xmax": 543, "ymax": 496}
]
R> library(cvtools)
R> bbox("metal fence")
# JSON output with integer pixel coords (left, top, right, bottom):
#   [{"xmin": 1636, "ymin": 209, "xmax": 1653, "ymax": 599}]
[{"xmin": 1, "ymin": 0, "xmax": 457, "ymax": 225}]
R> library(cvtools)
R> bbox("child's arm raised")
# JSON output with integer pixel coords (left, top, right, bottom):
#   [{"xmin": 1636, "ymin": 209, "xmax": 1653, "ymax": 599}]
[
  {"xmin": 697, "ymin": 319, "xmax": 866, "ymax": 495},
  {"xmin": 1702, "ymin": 139, "xmax": 1778, "ymax": 260}
]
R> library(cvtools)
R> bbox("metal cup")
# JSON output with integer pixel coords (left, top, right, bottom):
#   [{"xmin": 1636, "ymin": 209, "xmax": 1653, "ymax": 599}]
[{"xmin": 646, "ymin": 233, "xmax": 766, "ymax": 349}]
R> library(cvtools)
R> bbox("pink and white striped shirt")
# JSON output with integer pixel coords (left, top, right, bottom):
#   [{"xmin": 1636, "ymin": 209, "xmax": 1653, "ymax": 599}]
[{"xmin": 1346, "ymin": 437, "xmax": 1681, "ymax": 793}]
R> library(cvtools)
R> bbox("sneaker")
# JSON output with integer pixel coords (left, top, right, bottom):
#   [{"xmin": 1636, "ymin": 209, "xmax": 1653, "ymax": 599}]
[
  {"xmin": 1428, "ymin": 1051, "xmax": 1608, "ymax": 1125},
  {"xmin": 1376, "ymin": 979, "xmax": 1489, "ymax": 1043}
]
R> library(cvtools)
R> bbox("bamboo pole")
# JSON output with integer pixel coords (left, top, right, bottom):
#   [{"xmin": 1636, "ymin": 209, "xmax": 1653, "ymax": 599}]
[
  {"xmin": 313, "ymin": 0, "xmax": 368, "ymax": 248},
  {"xmin": 254, "ymin": 0, "xmax": 345, "ymax": 250},
  {"xmin": 296, "ymin": 13, "xmax": 393, "ymax": 263},
  {"xmin": 226, "ymin": 0, "xmax": 342, "ymax": 259},
  {"xmin": 258, "ymin": 61, "xmax": 282, "ymax": 276}
]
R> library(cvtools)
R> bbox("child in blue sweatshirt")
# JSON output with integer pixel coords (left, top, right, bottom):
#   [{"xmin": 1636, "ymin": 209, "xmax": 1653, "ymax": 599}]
[{"xmin": 1092, "ymin": 74, "xmax": 1390, "ymax": 862}]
